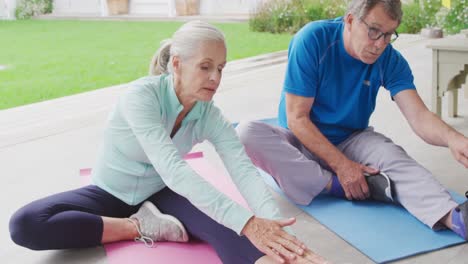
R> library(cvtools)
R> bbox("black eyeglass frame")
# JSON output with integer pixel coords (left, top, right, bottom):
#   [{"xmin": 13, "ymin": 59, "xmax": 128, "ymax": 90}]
[{"xmin": 360, "ymin": 19, "xmax": 399, "ymax": 43}]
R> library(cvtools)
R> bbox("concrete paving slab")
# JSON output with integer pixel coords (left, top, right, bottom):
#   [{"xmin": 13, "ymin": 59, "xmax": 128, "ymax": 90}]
[
  {"xmin": 2, "ymin": 247, "xmax": 107, "ymax": 264},
  {"xmin": 292, "ymin": 212, "xmax": 374, "ymax": 264}
]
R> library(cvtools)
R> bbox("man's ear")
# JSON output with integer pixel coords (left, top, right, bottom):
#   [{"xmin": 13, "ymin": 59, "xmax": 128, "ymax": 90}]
[{"xmin": 344, "ymin": 13, "xmax": 354, "ymax": 32}]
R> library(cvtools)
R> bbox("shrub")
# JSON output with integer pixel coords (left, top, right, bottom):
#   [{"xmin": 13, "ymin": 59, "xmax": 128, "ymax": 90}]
[
  {"xmin": 443, "ymin": 0, "xmax": 468, "ymax": 34},
  {"xmin": 321, "ymin": 0, "xmax": 347, "ymax": 19},
  {"xmin": 15, "ymin": 0, "xmax": 53, "ymax": 19},
  {"xmin": 250, "ymin": 0, "xmax": 347, "ymax": 34},
  {"xmin": 250, "ymin": 0, "xmax": 304, "ymax": 33},
  {"xmin": 418, "ymin": 0, "xmax": 442, "ymax": 27},
  {"xmin": 400, "ymin": 2, "xmax": 427, "ymax": 33},
  {"xmin": 250, "ymin": 0, "xmax": 467, "ymax": 35},
  {"xmin": 303, "ymin": 2, "xmax": 325, "ymax": 22},
  {"xmin": 400, "ymin": 0, "xmax": 444, "ymax": 34}
]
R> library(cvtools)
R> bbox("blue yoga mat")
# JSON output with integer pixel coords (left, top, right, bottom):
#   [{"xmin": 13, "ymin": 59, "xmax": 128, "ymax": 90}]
[
  {"xmin": 259, "ymin": 170, "xmax": 466, "ymax": 263},
  {"xmin": 232, "ymin": 117, "xmax": 278, "ymax": 128}
]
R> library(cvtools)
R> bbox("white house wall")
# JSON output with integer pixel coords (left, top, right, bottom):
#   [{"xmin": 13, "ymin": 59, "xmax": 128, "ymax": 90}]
[
  {"xmin": 130, "ymin": 0, "xmax": 171, "ymax": 16},
  {"xmin": 53, "ymin": 0, "xmax": 102, "ymax": 15},
  {"xmin": 200, "ymin": 0, "xmax": 262, "ymax": 15},
  {"xmin": 0, "ymin": 1, "xmax": 5, "ymax": 18},
  {"xmin": 1, "ymin": 0, "xmax": 17, "ymax": 20},
  {"xmin": 50, "ymin": 0, "xmax": 269, "ymax": 17}
]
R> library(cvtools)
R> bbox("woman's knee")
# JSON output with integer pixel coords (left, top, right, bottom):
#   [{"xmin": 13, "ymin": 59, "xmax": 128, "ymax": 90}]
[{"xmin": 9, "ymin": 204, "xmax": 46, "ymax": 250}]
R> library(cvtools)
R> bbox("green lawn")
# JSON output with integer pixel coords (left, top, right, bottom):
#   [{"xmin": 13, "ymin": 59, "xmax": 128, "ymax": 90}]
[{"xmin": 0, "ymin": 20, "xmax": 292, "ymax": 110}]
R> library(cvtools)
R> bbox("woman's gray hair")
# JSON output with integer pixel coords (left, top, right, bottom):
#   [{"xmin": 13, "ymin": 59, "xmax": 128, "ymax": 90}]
[
  {"xmin": 149, "ymin": 20, "xmax": 226, "ymax": 75},
  {"xmin": 346, "ymin": 0, "xmax": 402, "ymax": 23}
]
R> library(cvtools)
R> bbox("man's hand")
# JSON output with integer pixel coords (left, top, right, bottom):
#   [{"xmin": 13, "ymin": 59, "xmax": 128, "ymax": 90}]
[
  {"xmin": 448, "ymin": 132, "xmax": 468, "ymax": 168},
  {"xmin": 242, "ymin": 217, "xmax": 306, "ymax": 263},
  {"xmin": 335, "ymin": 159, "xmax": 379, "ymax": 200}
]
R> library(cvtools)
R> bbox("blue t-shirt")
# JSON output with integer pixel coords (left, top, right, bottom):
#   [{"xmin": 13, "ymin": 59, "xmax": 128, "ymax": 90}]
[{"xmin": 278, "ymin": 17, "xmax": 415, "ymax": 145}]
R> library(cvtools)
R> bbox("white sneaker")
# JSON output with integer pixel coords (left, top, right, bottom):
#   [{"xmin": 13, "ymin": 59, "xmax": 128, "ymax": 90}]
[{"xmin": 128, "ymin": 201, "xmax": 189, "ymax": 247}]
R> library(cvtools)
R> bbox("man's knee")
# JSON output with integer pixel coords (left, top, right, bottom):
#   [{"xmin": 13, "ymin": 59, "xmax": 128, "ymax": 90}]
[
  {"xmin": 375, "ymin": 140, "xmax": 407, "ymax": 161},
  {"xmin": 236, "ymin": 120, "xmax": 266, "ymax": 147},
  {"xmin": 359, "ymin": 131, "xmax": 408, "ymax": 161}
]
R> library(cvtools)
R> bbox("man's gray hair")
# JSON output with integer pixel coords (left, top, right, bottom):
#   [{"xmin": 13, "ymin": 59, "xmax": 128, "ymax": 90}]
[
  {"xmin": 346, "ymin": 0, "xmax": 402, "ymax": 23},
  {"xmin": 149, "ymin": 20, "xmax": 226, "ymax": 75}
]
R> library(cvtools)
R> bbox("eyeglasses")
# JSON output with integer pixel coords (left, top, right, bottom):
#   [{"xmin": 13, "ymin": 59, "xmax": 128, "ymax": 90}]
[{"xmin": 360, "ymin": 19, "xmax": 399, "ymax": 43}]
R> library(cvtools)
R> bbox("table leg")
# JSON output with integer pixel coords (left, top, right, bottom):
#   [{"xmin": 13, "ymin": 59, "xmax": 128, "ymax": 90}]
[
  {"xmin": 447, "ymin": 89, "xmax": 458, "ymax": 117},
  {"xmin": 432, "ymin": 93, "xmax": 442, "ymax": 116},
  {"xmin": 465, "ymin": 84, "xmax": 468, "ymax": 99},
  {"xmin": 431, "ymin": 51, "xmax": 441, "ymax": 116}
]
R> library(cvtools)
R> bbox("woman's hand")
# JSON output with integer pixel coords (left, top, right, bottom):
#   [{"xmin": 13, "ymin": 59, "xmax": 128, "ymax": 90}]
[
  {"xmin": 241, "ymin": 216, "xmax": 306, "ymax": 263},
  {"xmin": 285, "ymin": 248, "xmax": 330, "ymax": 264}
]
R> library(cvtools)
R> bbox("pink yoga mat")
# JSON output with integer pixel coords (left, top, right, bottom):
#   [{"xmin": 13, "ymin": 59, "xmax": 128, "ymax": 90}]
[
  {"xmin": 80, "ymin": 152, "xmax": 248, "ymax": 264},
  {"xmin": 105, "ymin": 242, "xmax": 221, "ymax": 264}
]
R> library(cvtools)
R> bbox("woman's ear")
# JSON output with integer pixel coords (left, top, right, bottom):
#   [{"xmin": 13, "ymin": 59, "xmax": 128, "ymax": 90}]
[{"xmin": 172, "ymin": 56, "xmax": 181, "ymax": 73}]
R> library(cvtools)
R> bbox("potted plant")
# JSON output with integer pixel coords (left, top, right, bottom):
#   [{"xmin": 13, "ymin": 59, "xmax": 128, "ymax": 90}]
[
  {"xmin": 107, "ymin": 0, "xmax": 129, "ymax": 15},
  {"xmin": 418, "ymin": 0, "xmax": 444, "ymax": 38},
  {"xmin": 175, "ymin": 0, "xmax": 200, "ymax": 16}
]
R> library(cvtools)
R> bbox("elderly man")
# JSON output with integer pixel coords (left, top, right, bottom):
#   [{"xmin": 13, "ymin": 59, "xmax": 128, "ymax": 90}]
[{"xmin": 237, "ymin": 0, "xmax": 468, "ymax": 240}]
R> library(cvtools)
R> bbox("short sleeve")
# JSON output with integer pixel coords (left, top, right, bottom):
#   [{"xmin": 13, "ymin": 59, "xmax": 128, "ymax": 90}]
[
  {"xmin": 382, "ymin": 47, "xmax": 416, "ymax": 97},
  {"xmin": 284, "ymin": 24, "xmax": 321, "ymax": 98}
]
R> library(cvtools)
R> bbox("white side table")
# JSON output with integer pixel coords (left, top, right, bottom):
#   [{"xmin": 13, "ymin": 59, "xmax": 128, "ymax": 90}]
[{"xmin": 427, "ymin": 36, "xmax": 468, "ymax": 117}]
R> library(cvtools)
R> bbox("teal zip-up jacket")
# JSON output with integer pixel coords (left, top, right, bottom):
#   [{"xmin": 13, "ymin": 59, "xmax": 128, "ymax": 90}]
[{"xmin": 92, "ymin": 74, "xmax": 282, "ymax": 235}]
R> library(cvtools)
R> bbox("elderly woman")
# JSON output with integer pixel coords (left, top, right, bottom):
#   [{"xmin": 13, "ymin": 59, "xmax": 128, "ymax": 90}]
[{"xmin": 9, "ymin": 21, "xmax": 327, "ymax": 264}]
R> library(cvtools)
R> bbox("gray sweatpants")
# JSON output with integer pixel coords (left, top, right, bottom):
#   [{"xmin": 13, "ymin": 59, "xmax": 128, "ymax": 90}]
[{"xmin": 236, "ymin": 121, "xmax": 458, "ymax": 229}]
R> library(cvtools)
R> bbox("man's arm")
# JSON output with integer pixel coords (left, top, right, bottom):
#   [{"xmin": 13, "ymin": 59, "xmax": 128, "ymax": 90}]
[
  {"xmin": 286, "ymin": 93, "xmax": 378, "ymax": 200},
  {"xmin": 394, "ymin": 89, "xmax": 468, "ymax": 168}
]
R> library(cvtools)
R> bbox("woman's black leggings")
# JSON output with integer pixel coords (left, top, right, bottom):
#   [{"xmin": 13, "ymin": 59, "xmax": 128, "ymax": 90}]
[{"xmin": 9, "ymin": 185, "xmax": 263, "ymax": 264}]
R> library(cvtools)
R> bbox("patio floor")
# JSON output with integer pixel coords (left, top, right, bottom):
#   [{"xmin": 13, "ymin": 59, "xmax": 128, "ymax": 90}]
[{"xmin": 1, "ymin": 33, "xmax": 467, "ymax": 264}]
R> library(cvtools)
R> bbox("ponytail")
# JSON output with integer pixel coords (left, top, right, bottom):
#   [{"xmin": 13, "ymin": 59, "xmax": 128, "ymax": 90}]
[{"xmin": 149, "ymin": 39, "xmax": 172, "ymax": 76}]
